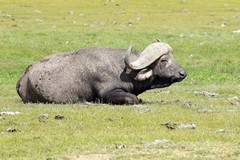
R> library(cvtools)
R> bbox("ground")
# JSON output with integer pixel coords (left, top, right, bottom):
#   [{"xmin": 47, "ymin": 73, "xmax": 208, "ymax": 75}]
[{"xmin": 0, "ymin": 0, "xmax": 239, "ymax": 159}]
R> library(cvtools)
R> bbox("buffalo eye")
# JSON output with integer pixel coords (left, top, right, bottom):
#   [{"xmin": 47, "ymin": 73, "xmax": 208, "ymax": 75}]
[
  {"xmin": 160, "ymin": 55, "xmax": 168, "ymax": 63},
  {"xmin": 160, "ymin": 57, "xmax": 168, "ymax": 64},
  {"xmin": 161, "ymin": 59, "xmax": 168, "ymax": 63}
]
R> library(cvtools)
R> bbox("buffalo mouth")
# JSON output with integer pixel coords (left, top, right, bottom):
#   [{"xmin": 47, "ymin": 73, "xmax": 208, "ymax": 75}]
[
  {"xmin": 173, "ymin": 70, "xmax": 187, "ymax": 82},
  {"xmin": 171, "ymin": 76, "xmax": 186, "ymax": 83}
]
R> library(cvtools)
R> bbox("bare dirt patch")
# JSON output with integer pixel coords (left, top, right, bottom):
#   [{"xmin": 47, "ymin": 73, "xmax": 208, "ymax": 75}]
[{"xmin": 62, "ymin": 154, "xmax": 113, "ymax": 160}]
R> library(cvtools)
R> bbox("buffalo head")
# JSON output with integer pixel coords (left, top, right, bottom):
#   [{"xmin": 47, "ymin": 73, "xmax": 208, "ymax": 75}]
[{"xmin": 124, "ymin": 39, "xmax": 187, "ymax": 88}]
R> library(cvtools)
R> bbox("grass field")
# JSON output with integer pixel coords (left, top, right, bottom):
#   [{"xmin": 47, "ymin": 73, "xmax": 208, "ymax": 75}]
[{"xmin": 0, "ymin": 0, "xmax": 240, "ymax": 159}]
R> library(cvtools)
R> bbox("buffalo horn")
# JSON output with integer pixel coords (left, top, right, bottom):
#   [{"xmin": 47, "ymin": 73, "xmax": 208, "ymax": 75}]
[{"xmin": 125, "ymin": 42, "xmax": 171, "ymax": 70}]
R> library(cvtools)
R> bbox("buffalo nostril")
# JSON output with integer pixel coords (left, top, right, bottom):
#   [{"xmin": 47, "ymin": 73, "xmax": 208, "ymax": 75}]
[{"xmin": 179, "ymin": 70, "xmax": 187, "ymax": 77}]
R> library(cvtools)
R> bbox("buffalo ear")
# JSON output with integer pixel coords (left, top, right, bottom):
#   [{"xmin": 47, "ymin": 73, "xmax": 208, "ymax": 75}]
[{"xmin": 134, "ymin": 68, "xmax": 153, "ymax": 81}]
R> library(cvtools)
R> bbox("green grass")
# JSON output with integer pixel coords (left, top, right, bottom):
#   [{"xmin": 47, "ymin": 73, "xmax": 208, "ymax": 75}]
[{"xmin": 0, "ymin": 0, "xmax": 240, "ymax": 159}]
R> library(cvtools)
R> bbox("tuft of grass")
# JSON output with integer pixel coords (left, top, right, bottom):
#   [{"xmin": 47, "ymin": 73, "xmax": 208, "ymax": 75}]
[{"xmin": 0, "ymin": 0, "xmax": 240, "ymax": 159}]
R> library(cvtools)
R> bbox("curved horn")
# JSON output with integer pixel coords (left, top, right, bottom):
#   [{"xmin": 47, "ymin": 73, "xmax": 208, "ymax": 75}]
[
  {"xmin": 127, "ymin": 42, "xmax": 171, "ymax": 70},
  {"xmin": 156, "ymin": 38, "xmax": 161, "ymax": 42},
  {"xmin": 124, "ymin": 42, "xmax": 134, "ymax": 69}
]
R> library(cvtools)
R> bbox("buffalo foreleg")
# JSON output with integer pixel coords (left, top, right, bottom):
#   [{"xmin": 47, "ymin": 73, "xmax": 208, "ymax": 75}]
[{"xmin": 102, "ymin": 89, "xmax": 140, "ymax": 105}]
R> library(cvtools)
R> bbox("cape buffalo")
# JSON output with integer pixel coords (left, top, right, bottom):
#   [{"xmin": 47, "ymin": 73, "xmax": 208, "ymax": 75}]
[{"xmin": 16, "ymin": 40, "xmax": 187, "ymax": 104}]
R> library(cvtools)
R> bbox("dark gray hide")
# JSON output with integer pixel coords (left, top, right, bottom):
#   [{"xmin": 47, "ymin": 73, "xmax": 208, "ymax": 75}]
[{"xmin": 16, "ymin": 41, "xmax": 187, "ymax": 104}]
